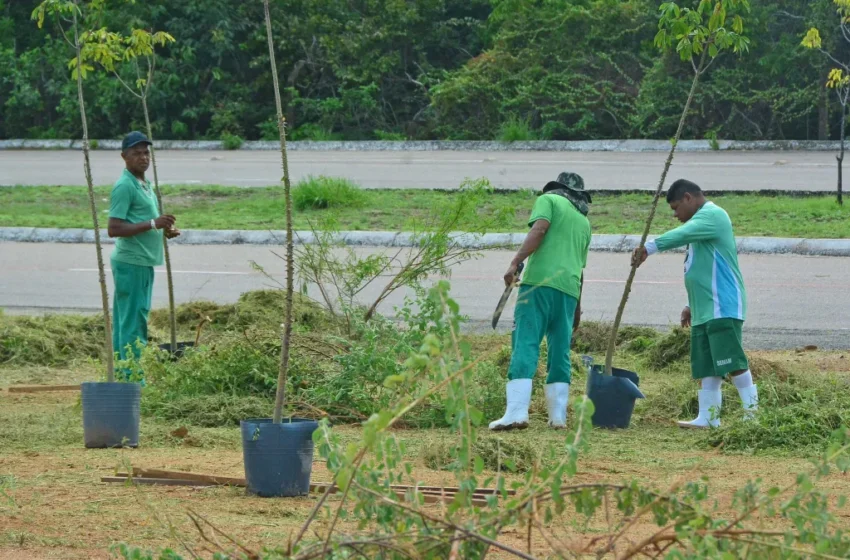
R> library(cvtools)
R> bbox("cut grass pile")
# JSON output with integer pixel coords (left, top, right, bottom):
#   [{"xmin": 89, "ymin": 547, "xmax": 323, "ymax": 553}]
[
  {"xmin": 2, "ymin": 183, "xmax": 849, "ymax": 237},
  {"xmin": 1, "ymin": 290, "xmax": 849, "ymax": 453}
]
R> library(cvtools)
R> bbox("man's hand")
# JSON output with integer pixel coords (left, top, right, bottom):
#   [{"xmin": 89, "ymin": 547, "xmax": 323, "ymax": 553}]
[
  {"xmin": 503, "ymin": 263, "xmax": 519, "ymax": 287},
  {"xmin": 681, "ymin": 306, "xmax": 692, "ymax": 328},
  {"xmin": 573, "ymin": 303, "xmax": 581, "ymax": 331},
  {"xmin": 155, "ymin": 215, "xmax": 176, "ymax": 230},
  {"xmin": 165, "ymin": 227, "xmax": 181, "ymax": 239},
  {"xmin": 631, "ymin": 246, "xmax": 648, "ymax": 268}
]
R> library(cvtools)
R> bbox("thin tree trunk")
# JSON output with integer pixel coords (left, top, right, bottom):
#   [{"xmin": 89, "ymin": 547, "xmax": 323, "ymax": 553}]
[
  {"xmin": 142, "ymin": 96, "xmax": 178, "ymax": 350},
  {"xmin": 264, "ymin": 0, "xmax": 295, "ymax": 424},
  {"xmin": 73, "ymin": 8, "xmax": 114, "ymax": 382},
  {"xmin": 838, "ymin": 101, "xmax": 845, "ymax": 206},
  {"xmin": 602, "ymin": 52, "xmax": 707, "ymax": 377},
  {"xmin": 819, "ymin": 79, "xmax": 829, "ymax": 141}
]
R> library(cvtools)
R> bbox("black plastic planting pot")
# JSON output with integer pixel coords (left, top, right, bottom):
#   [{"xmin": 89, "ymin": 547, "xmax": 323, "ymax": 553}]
[
  {"xmin": 587, "ymin": 366, "xmax": 645, "ymax": 429},
  {"xmin": 81, "ymin": 382, "xmax": 141, "ymax": 448},
  {"xmin": 158, "ymin": 341, "xmax": 195, "ymax": 361},
  {"xmin": 241, "ymin": 418, "xmax": 319, "ymax": 498}
]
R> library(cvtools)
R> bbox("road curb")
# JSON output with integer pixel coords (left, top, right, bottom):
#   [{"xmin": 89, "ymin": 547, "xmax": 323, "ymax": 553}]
[
  {"xmin": 1, "ymin": 227, "xmax": 849, "ymax": 257},
  {"xmin": 1, "ymin": 138, "xmax": 849, "ymax": 152}
]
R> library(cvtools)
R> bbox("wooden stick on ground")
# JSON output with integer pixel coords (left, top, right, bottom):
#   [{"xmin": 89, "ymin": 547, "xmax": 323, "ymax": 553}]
[
  {"xmin": 109, "ymin": 468, "xmax": 501, "ymax": 506},
  {"xmin": 128, "ymin": 467, "xmax": 514, "ymax": 497},
  {"xmin": 7, "ymin": 384, "xmax": 81, "ymax": 393}
]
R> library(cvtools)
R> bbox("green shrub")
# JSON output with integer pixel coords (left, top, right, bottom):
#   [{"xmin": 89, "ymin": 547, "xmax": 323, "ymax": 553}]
[
  {"xmin": 293, "ymin": 176, "xmax": 367, "ymax": 211},
  {"xmin": 498, "ymin": 115, "xmax": 535, "ymax": 142},
  {"xmin": 220, "ymin": 132, "xmax": 244, "ymax": 150},
  {"xmin": 374, "ymin": 130, "xmax": 407, "ymax": 141},
  {"xmin": 89, "ymin": 139, "xmax": 99, "ymax": 149},
  {"xmin": 291, "ymin": 124, "xmax": 342, "ymax": 141}
]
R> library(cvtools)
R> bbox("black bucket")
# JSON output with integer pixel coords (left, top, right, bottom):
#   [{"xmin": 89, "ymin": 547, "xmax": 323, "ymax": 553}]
[
  {"xmin": 81, "ymin": 382, "xmax": 142, "ymax": 448},
  {"xmin": 587, "ymin": 366, "xmax": 645, "ymax": 429},
  {"xmin": 158, "ymin": 341, "xmax": 195, "ymax": 360},
  {"xmin": 241, "ymin": 418, "xmax": 319, "ymax": 497}
]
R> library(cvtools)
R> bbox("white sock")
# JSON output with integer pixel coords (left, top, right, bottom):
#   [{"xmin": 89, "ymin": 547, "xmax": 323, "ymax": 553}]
[
  {"xmin": 701, "ymin": 376, "xmax": 722, "ymax": 391},
  {"xmin": 731, "ymin": 370, "xmax": 753, "ymax": 389}
]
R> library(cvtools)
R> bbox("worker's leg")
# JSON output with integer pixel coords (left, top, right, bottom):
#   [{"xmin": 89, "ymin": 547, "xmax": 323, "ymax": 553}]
[
  {"xmin": 544, "ymin": 289, "xmax": 578, "ymax": 428},
  {"xmin": 708, "ymin": 319, "xmax": 757, "ymax": 419},
  {"xmin": 489, "ymin": 285, "xmax": 548, "ymax": 431},
  {"xmin": 678, "ymin": 322, "xmax": 723, "ymax": 429},
  {"xmin": 111, "ymin": 259, "xmax": 153, "ymax": 380}
]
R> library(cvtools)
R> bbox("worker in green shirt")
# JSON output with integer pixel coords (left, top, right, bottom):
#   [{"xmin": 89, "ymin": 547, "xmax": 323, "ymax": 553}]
[
  {"xmin": 489, "ymin": 172, "xmax": 591, "ymax": 431},
  {"xmin": 107, "ymin": 132, "xmax": 180, "ymax": 372},
  {"xmin": 632, "ymin": 179, "xmax": 758, "ymax": 428}
]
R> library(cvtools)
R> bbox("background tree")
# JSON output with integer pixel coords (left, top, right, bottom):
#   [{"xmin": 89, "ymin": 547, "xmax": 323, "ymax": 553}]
[
  {"xmin": 0, "ymin": 0, "xmax": 830, "ymax": 143},
  {"xmin": 32, "ymin": 0, "xmax": 115, "ymax": 381},
  {"xmin": 802, "ymin": 0, "xmax": 850, "ymax": 205},
  {"xmin": 604, "ymin": 0, "xmax": 751, "ymax": 376}
]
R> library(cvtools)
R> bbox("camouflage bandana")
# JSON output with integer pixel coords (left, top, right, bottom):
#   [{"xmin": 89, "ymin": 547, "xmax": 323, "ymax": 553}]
[{"xmin": 542, "ymin": 172, "xmax": 592, "ymax": 216}]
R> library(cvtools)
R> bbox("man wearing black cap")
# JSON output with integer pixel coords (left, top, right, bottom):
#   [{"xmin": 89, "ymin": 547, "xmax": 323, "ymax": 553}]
[
  {"xmin": 107, "ymin": 131, "xmax": 179, "ymax": 370},
  {"xmin": 489, "ymin": 172, "xmax": 591, "ymax": 431}
]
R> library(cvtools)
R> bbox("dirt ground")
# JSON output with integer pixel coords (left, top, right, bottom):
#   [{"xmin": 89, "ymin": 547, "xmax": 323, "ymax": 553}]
[{"xmin": 1, "ymin": 354, "xmax": 850, "ymax": 559}]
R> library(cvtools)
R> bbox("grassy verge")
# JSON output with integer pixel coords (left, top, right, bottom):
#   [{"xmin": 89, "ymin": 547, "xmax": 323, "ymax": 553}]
[{"xmin": 2, "ymin": 182, "xmax": 849, "ymax": 237}]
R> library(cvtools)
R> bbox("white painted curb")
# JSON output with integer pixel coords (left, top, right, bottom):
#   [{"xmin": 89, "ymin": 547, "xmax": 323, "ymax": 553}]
[{"xmin": 1, "ymin": 228, "xmax": 848, "ymax": 257}]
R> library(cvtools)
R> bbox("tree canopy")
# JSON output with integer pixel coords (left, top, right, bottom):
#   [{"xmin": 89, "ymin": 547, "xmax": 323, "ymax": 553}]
[{"xmin": 0, "ymin": 0, "xmax": 844, "ymax": 141}]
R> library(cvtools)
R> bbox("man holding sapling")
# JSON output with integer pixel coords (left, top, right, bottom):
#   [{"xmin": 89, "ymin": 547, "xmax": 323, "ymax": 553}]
[
  {"xmin": 489, "ymin": 172, "xmax": 591, "ymax": 431},
  {"xmin": 107, "ymin": 132, "xmax": 180, "ymax": 370},
  {"xmin": 632, "ymin": 179, "xmax": 758, "ymax": 428}
]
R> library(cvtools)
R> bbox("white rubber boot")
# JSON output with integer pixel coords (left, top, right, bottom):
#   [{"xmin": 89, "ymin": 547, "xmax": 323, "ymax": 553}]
[
  {"xmin": 545, "ymin": 383, "xmax": 570, "ymax": 429},
  {"xmin": 489, "ymin": 379, "xmax": 532, "ymax": 431},
  {"xmin": 677, "ymin": 389, "xmax": 722, "ymax": 429},
  {"xmin": 737, "ymin": 384, "xmax": 759, "ymax": 421}
]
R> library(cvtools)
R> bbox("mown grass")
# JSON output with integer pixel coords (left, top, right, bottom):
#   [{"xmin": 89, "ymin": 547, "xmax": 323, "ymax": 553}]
[
  {"xmin": 2, "ymin": 184, "xmax": 849, "ymax": 237},
  {"xmin": 2, "ymin": 297, "xmax": 849, "ymax": 557},
  {"xmin": 2, "ymin": 291, "xmax": 849, "ymax": 453}
]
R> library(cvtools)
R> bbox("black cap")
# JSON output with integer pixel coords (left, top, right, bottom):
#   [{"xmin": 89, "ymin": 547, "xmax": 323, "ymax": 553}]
[{"xmin": 121, "ymin": 131, "xmax": 152, "ymax": 152}]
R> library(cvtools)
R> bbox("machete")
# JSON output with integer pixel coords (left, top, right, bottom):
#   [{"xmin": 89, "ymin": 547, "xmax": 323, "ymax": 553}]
[{"xmin": 491, "ymin": 262, "xmax": 524, "ymax": 329}]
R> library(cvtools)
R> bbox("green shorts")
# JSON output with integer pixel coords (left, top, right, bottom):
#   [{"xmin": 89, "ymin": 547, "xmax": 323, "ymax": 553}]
[{"xmin": 690, "ymin": 318, "xmax": 749, "ymax": 380}]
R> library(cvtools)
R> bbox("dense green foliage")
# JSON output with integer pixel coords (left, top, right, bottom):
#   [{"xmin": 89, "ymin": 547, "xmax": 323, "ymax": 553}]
[{"xmin": 0, "ymin": 0, "xmax": 848, "ymax": 141}]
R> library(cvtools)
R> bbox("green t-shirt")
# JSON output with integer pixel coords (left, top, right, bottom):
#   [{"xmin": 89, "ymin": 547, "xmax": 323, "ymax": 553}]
[
  {"xmin": 651, "ymin": 201, "xmax": 747, "ymax": 326},
  {"xmin": 109, "ymin": 169, "xmax": 163, "ymax": 267},
  {"xmin": 520, "ymin": 194, "xmax": 591, "ymax": 299}
]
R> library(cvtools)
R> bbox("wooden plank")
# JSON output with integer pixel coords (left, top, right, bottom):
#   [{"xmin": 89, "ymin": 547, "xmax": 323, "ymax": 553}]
[
  {"xmin": 102, "ymin": 476, "xmax": 214, "ymax": 487},
  {"xmin": 7, "ymin": 384, "xmax": 81, "ymax": 393},
  {"xmin": 129, "ymin": 467, "xmax": 512, "ymax": 497},
  {"xmin": 107, "ymin": 476, "xmax": 488, "ymax": 505},
  {"xmin": 132, "ymin": 467, "xmax": 245, "ymax": 487},
  {"xmin": 116, "ymin": 474, "xmax": 333, "ymax": 494}
]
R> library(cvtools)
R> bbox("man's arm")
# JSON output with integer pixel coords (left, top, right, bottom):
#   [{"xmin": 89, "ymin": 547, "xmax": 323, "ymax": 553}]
[
  {"xmin": 633, "ymin": 209, "xmax": 716, "ymax": 267},
  {"xmin": 108, "ymin": 215, "xmax": 176, "ymax": 238},
  {"xmin": 503, "ymin": 219, "xmax": 550, "ymax": 286}
]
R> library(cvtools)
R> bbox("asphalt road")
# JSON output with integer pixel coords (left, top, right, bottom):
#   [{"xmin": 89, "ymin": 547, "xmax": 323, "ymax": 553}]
[
  {"xmin": 1, "ymin": 242, "xmax": 847, "ymax": 350},
  {"xmin": 0, "ymin": 149, "xmax": 841, "ymax": 190}
]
